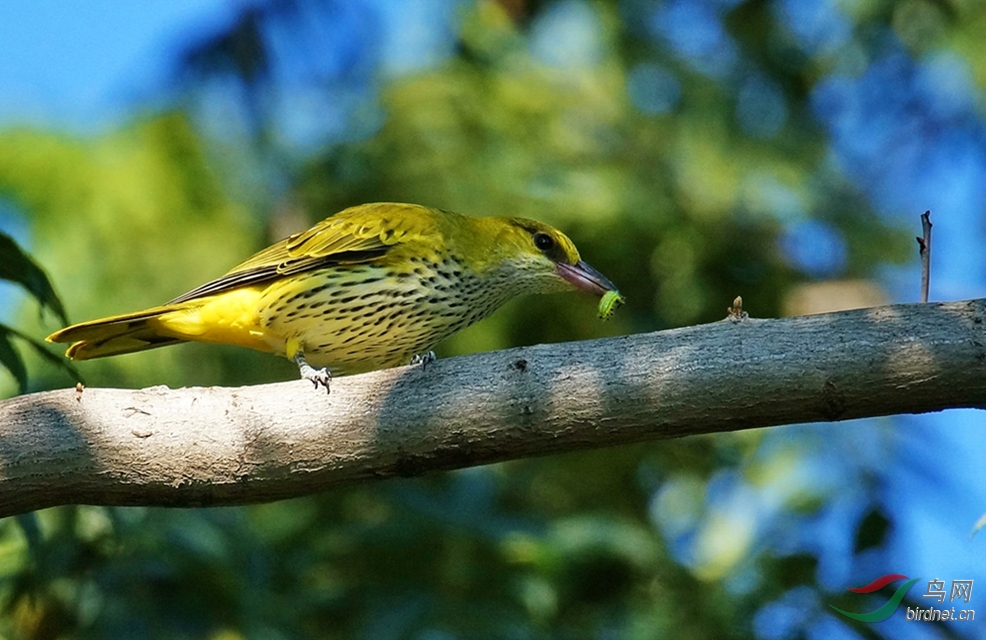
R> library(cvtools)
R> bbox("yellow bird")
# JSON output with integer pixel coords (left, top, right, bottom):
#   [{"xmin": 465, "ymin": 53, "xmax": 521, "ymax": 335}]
[{"xmin": 48, "ymin": 202, "xmax": 621, "ymax": 390}]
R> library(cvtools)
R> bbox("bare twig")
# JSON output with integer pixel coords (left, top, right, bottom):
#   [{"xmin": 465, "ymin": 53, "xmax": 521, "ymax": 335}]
[
  {"xmin": 917, "ymin": 210, "xmax": 932, "ymax": 303},
  {"xmin": 1, "ymin": 298, "xmax": 985, "ymax": 517}
]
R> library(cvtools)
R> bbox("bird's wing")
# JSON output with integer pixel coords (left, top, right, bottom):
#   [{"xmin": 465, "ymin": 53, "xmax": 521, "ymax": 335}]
[{"xmin": 168, "ymin": 204, "xmax": 439, "ymax": 304}]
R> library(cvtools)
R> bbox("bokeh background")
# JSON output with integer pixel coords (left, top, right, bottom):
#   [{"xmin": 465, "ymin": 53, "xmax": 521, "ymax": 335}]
[{"xmin": 1, "ymin": 0, "xmax": 985, "ymax": 638}]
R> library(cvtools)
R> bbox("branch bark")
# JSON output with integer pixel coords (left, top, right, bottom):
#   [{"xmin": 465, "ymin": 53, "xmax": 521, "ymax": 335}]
[{"xmin": 2, "ymin": 298, "xmax": 986, "ymax": 517}]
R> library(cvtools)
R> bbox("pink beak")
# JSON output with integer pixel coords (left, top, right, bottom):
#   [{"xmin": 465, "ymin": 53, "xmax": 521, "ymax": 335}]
[{"xmin": 557, "ymin": 260, "xmax": 619, "ymax": 297}]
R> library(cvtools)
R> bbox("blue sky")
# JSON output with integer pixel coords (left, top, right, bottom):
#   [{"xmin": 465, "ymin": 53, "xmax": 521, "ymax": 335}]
[
  {"xmin": 0, "ymin": 0, "xmax": 235, "ymax": 131},
  {"xmin": 0, "ymin": 0, "xmax": 459, "ymax": 134}
]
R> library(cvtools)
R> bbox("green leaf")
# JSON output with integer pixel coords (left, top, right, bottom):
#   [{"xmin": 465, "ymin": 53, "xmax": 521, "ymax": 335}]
[
  {"xmin": 14, "ymin": 512, "xmax": 43, "ymax": 557},
  {"xmin": 0, "ymin": 325, "xmax": 27, "ymax": 393},
  {"xmin": 0, "ymin": 322, "xmax": 83, "ymax": 391},
  {"xmin": 0, "ymin": 231, "xmax": 68, "ymax": 325}
]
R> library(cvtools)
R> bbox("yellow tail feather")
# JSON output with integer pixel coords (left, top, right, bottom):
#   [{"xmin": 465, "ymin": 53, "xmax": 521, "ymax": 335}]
[
  {"xmin": 47, "ymin": 306, "xmax": 191, "ymax": 361},
  {"xmin": 48, "ymin": 288, "xmax": 273, "ymax": 361}
]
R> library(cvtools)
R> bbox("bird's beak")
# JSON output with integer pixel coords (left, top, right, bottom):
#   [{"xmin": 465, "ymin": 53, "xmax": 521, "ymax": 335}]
[{"xmin": 557, "ymin": 260, "xmax": 619, "ymax": 297}]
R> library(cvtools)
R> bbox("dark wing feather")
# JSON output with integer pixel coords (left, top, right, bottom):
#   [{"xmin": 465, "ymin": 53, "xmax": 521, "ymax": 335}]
[
  {"xmin": 167, "ymin": 203, "xmax": 440, "ymax": 305},
  {"xmin": 167, "ymin": 248, "xmax": 389, "ymax": 304}
]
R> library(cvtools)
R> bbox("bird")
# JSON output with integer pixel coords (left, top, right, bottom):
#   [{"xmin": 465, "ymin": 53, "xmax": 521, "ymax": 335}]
[{"xmin": 47, "ymin": 202, "xmax": 621, "ymax": 391}]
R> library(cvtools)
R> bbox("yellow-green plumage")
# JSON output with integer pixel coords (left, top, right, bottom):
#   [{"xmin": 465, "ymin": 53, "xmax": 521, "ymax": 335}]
[{"xmin": 48, "ymin": 203, "xmax": 621, "ymax": 381}]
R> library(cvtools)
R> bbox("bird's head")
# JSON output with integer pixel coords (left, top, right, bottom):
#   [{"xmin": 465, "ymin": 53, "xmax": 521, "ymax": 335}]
[{"xmin": 481, "ymin": 217, "xmax": 620, "ymax": 298}]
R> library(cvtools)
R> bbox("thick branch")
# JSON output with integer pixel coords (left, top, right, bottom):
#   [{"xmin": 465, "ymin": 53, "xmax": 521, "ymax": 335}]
[{"xmin": 2, "ymin": 299, "xmax": 986, "ymax": 517}]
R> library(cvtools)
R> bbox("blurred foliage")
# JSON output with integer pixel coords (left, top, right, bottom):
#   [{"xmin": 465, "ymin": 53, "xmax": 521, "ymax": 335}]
[
  {"xmin": 0, "ymin": 114, "xmax": 297, "ymax": 392},
  {"xmin": 0, "ymin": 0, "xmax": 979, "ymax": 638},
  {"xmin": 0, "ymin": 233, "xmax": 76, "ymax": 392}
]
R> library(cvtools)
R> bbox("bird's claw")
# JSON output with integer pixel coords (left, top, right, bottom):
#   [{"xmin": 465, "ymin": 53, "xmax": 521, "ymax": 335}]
[
  {"xmin": 302, "ymin": 366, "xmax": 331, "ymax": 393},
  {"xmin": 410, "ymin": 351, "xmax": 437, "ymax": 371},
  {"xmin": 294, "ymin": 353, "xmax": 331, "ymax": 393}
]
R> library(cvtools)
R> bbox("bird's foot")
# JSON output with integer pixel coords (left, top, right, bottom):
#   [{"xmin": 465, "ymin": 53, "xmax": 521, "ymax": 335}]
[
  {"xmin": 409, "ymin": 351, "xmax": 437, "ymax": 371},
  {"xmin": 294, "ymin": 353, "xmax": 331, "ymax": 393}
]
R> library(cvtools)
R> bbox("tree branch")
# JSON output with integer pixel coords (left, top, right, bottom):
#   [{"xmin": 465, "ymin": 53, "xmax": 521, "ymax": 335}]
[{"xmin": 2, "ymin": 298, "xmax": 985, "ymax": 517}]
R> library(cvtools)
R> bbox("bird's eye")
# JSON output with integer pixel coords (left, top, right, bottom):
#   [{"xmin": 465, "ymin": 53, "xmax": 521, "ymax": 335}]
[{"xmin": 533, "ymin": 233, "xmax": 555, "ymax": 251}]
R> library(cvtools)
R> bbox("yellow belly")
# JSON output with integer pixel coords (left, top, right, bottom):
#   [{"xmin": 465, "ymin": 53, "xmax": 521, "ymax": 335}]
[
  {"xmin": 156, "ymin": 260, "xmax": 510, "ymax": 375},
  {"xmin": 255, "ymin": 272, "xmax": 447, "ymax": 374}
]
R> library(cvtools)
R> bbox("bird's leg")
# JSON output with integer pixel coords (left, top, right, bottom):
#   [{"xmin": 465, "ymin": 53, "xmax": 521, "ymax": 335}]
[
  {"xmin": 409, "ymin": 351, "xmax": 437, "ymax": 371},
  {"xmin": 294, "ymin": 351, "xmax": 331, "ymax": 393}
]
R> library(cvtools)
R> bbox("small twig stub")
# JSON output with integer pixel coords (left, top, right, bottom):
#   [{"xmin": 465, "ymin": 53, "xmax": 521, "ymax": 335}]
[
  {"xmin": 726, "ymin": 296, "xmax": 748, "ymax": 320},
  {"xmin": 917, "ymin": 211, "xmax": 932, "ymax": 303}
]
